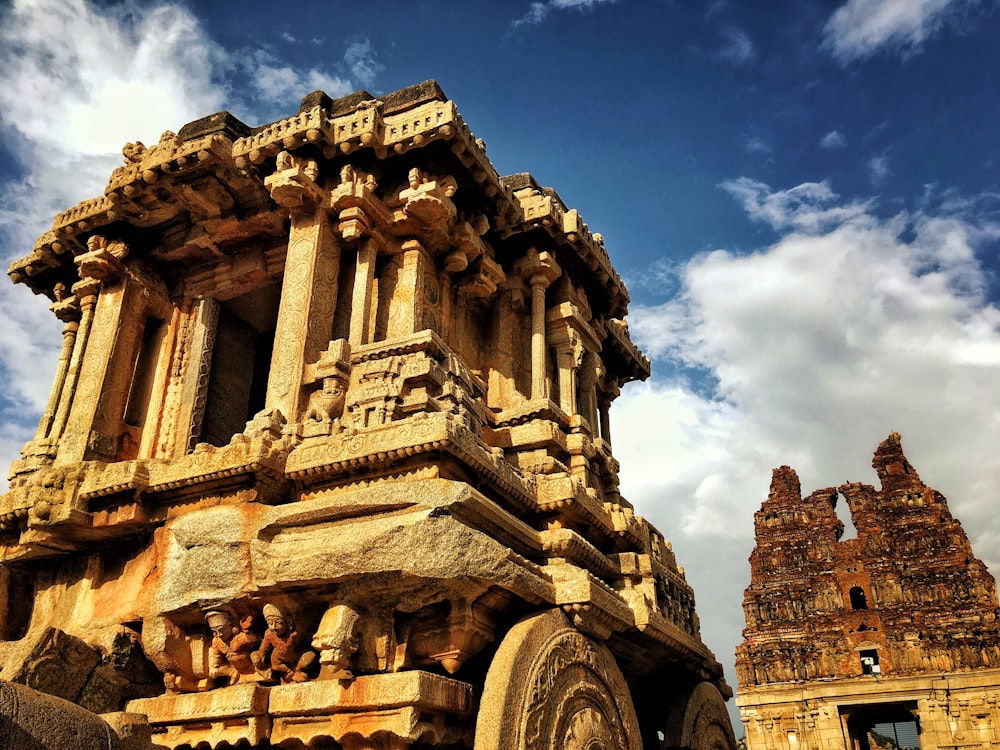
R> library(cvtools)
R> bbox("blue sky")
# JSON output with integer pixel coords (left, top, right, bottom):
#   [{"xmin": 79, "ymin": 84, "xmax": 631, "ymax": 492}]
[{"xmin": 1, "ymin": 0, "xmax": 999, "ymax": 729}]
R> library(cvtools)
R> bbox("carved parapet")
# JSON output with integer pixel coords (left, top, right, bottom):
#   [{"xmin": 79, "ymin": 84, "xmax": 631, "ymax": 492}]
[
  {"xmin": 0, "ymin": 487, "xmax": 32, "ymax": 533},
  {"xmin": 54, "ymin": 195, "xmax": 117, "ymax": 239},
  {"xmin": 328, "ymin": 98, "xmax": 386, "ymax": 155},
  {"xmin": 235, "ymin": 104, "xmax": 335, "ymax": 165},
  {"xmin": 286, "ymin": 411, "xmax": 536, "ymax": 512},
  {"xmin": 128, "ymin": 683, "xmax": 270, "ymax": 748},
  {"xmin": 143, "ymin": 419, "xmax": 289, "ymax": 503},
  {"xmin": 506, "ymin": 180, "xmax": 630, "ymax": 317},
  {"xmin": 267, "ymin": 672, "xmax": 475, "ymax": 749},
  {"xmin": 78, "ymin": 459, "xmax": 150, "ymax": 506}
]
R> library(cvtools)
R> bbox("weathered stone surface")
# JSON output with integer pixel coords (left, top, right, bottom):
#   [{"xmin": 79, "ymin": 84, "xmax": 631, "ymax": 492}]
[
  {"xmin": 736, "ymin": 433, "xmax": 1000, "ymax": 749},
  {"xmin": 0, "ymin": 680, "xmax": 150, "ymax": 750},
  {"xmin": 0, "ymin": 80, "xmax": 734, "ymax": 749}
]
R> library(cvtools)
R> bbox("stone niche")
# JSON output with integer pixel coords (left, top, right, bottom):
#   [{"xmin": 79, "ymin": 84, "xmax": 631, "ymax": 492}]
[
  {"xmin": 0, "ymin": 81, "xmax": 735, "ymax": 750},
  {"xmin": 737, "ymin": 432, "xmax": 1000, "ymax": 750}
]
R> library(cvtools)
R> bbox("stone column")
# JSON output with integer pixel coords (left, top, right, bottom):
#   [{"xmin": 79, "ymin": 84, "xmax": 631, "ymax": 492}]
[
  {"xmin": 36, "ymin": 299, "xmax": 81, "ymax": 442},
  {"xmin": 265, "ymin": 208, "xmax": 340, "ymax": 422},
  {"xmin": 389, "ymin": 239, "xmax": 434, "ymax": 336},
  {"xmin": 514, "ymin": 249, "xmax": 560, "ymax": 402},
  {"xmin": 578, "ymin": 350, "xmax": 600, "ymax": 432},
  {"xmin": 48, "ymin": 279, "xmax": 99, "ymax": 446},
  {"xmin": 597, "ymin": 382, "xmax": 618, "ymax": 446},
  {"xmin": 264, "ymin": 152, "xmax": 339, "ymax": 423},
  {"xmin": 554, "ymin": 345, "xmax": 580, "ymax": 416},
  {"xmin": 349, "ymin": 234, "xmax": 379, "ymax": 347}
]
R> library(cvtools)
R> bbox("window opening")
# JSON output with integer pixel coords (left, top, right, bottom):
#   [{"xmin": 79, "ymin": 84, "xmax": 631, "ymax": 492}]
[
  {"xmin": 871, "ymin": 721, "xmax": 920, "ymax": 749},
  {"xmin": 834, "ymin": 492, "xmax": 858, "ymax": 540},
  {"xmin": 124, "ymin": 317, "xmax": 166, "ymax": 429},
  {"xmin": 200, "ymin": 283, "xmax": 280, "ymax": 448},
  {"xmin": 860, "ymin": 648, "xmax": 880, "ymax": 675},
  {"xmin": 850, "ymin": 586, "xmax": 868, "ymax": 610}
]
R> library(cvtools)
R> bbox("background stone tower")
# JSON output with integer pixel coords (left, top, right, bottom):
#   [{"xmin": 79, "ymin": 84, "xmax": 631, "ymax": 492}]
[
  {"xmin": 0, "ymin": 81, "xmax": 735, "ymax": 749},
  {"xmin": 737, "ymin": 433, "xmax": 1000, "ymax": 749}
]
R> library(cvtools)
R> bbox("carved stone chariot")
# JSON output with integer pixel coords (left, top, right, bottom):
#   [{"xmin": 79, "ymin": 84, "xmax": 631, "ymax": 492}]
[{"xmin": 0, "ymin": 81, "xmax": 735, "ymax": 749}]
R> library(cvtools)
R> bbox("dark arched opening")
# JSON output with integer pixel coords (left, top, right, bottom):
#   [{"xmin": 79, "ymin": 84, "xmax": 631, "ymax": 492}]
[{"xmin": 850, "ymin": 586, "xmax": 868, "ymax": 610}]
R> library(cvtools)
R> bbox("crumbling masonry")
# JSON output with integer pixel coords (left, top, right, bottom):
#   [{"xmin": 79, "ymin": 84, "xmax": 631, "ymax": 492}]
[{"xmin": 737, "ymin": 433, "xmax": 1000, "ymax": 750}]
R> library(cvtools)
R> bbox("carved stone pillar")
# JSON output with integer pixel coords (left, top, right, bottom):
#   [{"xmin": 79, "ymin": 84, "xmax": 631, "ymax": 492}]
[
  {"xmin": 389, "ymin": 239, "xmax": 434, "ymax": 336},
  {"xmin": 554, "ymin": 345, "xmax": 580, "ymax": 416},
  {"xmin": 175, "ymin": 298, "xmax": 219, "ymax": 455},
  {"xmin": 48, "ymin": 278, "xmax": 100, "ymax": 456},
  {"xmin": 597, "ymin": 382, "xmax": 618, "ymax": 446},
  {"xmin": 36, "ymin": 296, "xmax": 81, "ymax": 442},
  {"xmin": 578, "ymin": 350, "xmax": 600, "ymax": 432},
  {"xmin": 349, "ymin": 234, "xmax": 379, "ymax": 347},
  {"xmin": 264, "ymin": 152, "xmax": 339, "ymax": 423},
  {"xmin": 514, "ymin": 249, "xmax": 560, "ymax": 402}
]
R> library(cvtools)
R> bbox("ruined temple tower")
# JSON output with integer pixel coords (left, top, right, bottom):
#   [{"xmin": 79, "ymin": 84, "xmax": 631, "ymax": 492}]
[
  {"xmin": 737, "ymin": 433, "xmax": 1000, "ymax": 749},
  {"xmin": 0, "ymin": 82, "xmax": 735, "ymax": 749}
]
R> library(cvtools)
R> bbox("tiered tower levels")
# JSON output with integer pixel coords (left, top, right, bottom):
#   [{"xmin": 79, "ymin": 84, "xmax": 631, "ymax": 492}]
[{"xmin": 736, "ymin": 433, "xmax": 1000, "ymax": 750}]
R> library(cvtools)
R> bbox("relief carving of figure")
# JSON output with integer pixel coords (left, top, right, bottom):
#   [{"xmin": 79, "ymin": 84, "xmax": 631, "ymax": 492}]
[
  {"xmin": 206, "ymin": 609, "xmax": 262, "ymax": 686},
  {"xmin": 304, "ymin": 374, "xmax": 348, "ymax": 425},
  {"xmin": 312, "ymin": 603, "xmax": 362, "ymax": 679},
  {"xmin": 252, "ymin": 603, "xmax": 318, "ymax": 683}
]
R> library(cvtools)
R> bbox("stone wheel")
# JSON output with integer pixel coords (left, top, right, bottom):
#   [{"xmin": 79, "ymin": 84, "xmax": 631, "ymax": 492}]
[
  {"xmin": 474, "ymin": 608, "xmax": 642, "ymax": 750},
  {"xmin": 666, "ymin": 681, "xmax": 738, "ymax": 750}
]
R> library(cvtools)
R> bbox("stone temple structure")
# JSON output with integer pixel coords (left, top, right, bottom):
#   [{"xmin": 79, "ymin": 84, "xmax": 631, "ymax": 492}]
[
  {"xmin": 736, "ymin": 433, "xmax": 1000, "ymax": 749},
  {"xmin": 0, "ymin": 81, "xmax": 736, "ymax": 749}
]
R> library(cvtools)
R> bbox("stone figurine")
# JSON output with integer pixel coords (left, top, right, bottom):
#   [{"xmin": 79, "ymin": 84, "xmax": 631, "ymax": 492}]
[
  {"xmin": 252, "ymin": 603, "xmax": 318, "ymax": 683},
  {"xmin": 312, "ymin": 603, "xmax": 362, "ymax": 679},
  {"xmin": 206, "ymin": 609, "xmax": 261, "ymax": 686}
]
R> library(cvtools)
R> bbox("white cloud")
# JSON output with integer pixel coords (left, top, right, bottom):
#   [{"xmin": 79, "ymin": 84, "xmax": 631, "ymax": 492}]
[
  {"xmin": 616, "ymin": 179, "xmax": 1000, "ymax": 697},
  {"xmin": 743, "ymin": 137, "xmax": 772, "ymax": 156},
  {"xmin": 249, "ymin": 50, "xmax": 353, "ymax": 111},
  {"xmin": 821, "ymin": 130, "xmax": 847, "ymax": 149},
  {"xmin": 823, "ymin": 0, "xmax": 975, "ymax": 63},
  {"xmin": 868, "ymin": 153, "xmax": 891, "ymax": 185},
  {"xmin": 720, "ymin": 177, "xmax": 874, "ymax": 233},
  {"xmin": 344, "ymin": 39, "xmax": 384, "ymax": 89},
  {"xmin": 513, "ymin": 0, "xmax": 617, "ymax": 27},
  {"xmin": 714, "ymin": 27, "xmax": 756, "ymax": 65}
]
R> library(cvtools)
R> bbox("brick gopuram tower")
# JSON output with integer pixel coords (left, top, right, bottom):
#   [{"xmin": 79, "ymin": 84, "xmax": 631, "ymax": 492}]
[
  {"xmin": 0, "ymin": 82, "xmax": 736, "ymax": 750},
  {"xmin": 736, "ymin": 433, "xmax": 1000, "ymax": 749}
]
